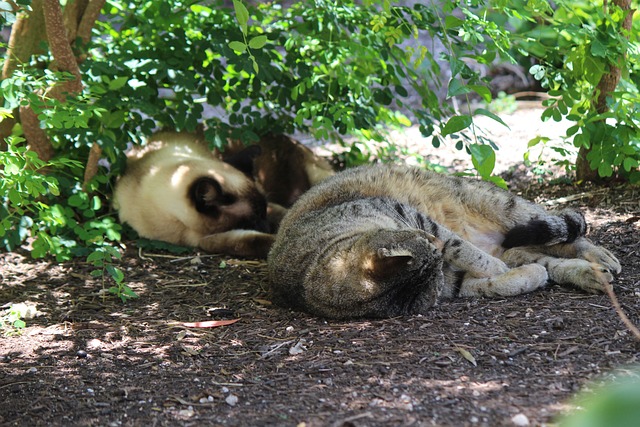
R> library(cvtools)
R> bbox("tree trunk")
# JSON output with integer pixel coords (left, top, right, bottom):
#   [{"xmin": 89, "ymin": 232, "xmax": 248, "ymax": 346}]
[
  {"xmin": 0, "ymin": 0, "xmax": 46, "ymax": 149},
  {"xmin": 576, "ymin": 0, "xmax": 634, "ymax": 182},
  {"xmin": 19, "ymin": 1, "xmax": 85, "ymax": 162},
  {"xmin": 2, "ymin": 0, "xmax": 105, "ymax": 179}
]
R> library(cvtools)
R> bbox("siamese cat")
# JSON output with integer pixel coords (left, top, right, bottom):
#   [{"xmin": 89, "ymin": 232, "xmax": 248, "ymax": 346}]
[
  {"xmin": 114, "ymin": 131, "xmax": 334, "ymax": 257},
  {"xmin": 267, "ymin": 164, "xmax": 621, "ymax": 319},
  {"xmin": 114, "ymin": 132, "xmax": 275, "ymax": 257}
]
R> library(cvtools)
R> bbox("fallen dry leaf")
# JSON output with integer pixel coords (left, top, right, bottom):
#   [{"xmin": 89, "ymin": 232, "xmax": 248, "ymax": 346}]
[
  {"xmin": 182, "ymin": 319, "xmax": 240, "ymax": 328},
  {"xmin": 456, "ymin": 347, "xmax": 477, "ymax": 366}
]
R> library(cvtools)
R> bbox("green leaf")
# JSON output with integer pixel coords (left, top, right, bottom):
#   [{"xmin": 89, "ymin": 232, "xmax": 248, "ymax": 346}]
[
  {"xmin": 8, "ymin": 188, "xmax": 21, "ymax": 206},
  {"xmin": 5, "ymin": 163, "xmax": 20, "ymax": 175},
  {"xmin": 441, "ymin": 115, "xmax": 472, "ymax": 136},
  {"xmin": 566, "ymin": 125, "xmax": 580, "ymax": 137},
  {"xmin": 449, "ymin": 59, "xmax": 465, "ymax": 79},
  {"xmin": 469, "ymin": 143, "xmax": 496, "ymax": 178},
  {"xmin": 474, "ymin": 108, "xmax": 509, "ymax": 129},
  {"xmin": 122, "ymin": 285, "xmax": 138, "ymax": 298},
  {"xmin": 228, "ymin": 41, "xmax": 247, "ymax": 53},
  {"xmin": 86, "ymin": 251, "xmax": 105, "ymax": 263},
  {"xmin": 447, "ymin": 78, "xmax": 471, "ymax": 98},
  {"xmin": 488, "ymin": 175, "xmax": 508, "ymax": 190},
  {"xmin": 444, "ymin": 16, "xmax": 464, "ymax": 29},
  {"xmin": 528, "ymin": 136, "xmax": 550, "ymax": 148},
  {"xmin": 108, "ymin": 76, "xmax": 129, "ymax": 91},
  {"xmin": 68, "ymin": 194, "xmax": 86, "ymax": 208},
  {"xmin": 248, "ymin": 35, "xmax": 267, "ymax": 49},
  {"xmin": 590, "ymin": 38, "xmax": 607, "ymax": 58},
  {"xmin": 91, "ymin": 196, "xmax": 102, "ymax": 211},
  {"xmin": 529, "ymin": 64, "xmax": 545, "ymax": 80},
  {"xmin": 394, "ymin": 84, "xmax": 408, "ymax": 97},
  {"xmin": 233, "ymin": 0, "xmax": 249, "ymax": 34},
  {"xmin": 623, "ymin": 157, "xmax": 638, "ymax": 172},
  {"xmin": 598, "ymin": 162, "xmax": 613, "ymax": 177},
  {"xmin": 190, "ymin": 4, "xmax": 212, "ymax": 16},
  {"xmin": 469, "ymin": 85, "xmax": 492, "ymax": 103},
  {"xmin": 106, "ymin": 265, "xmax": 125, "ymax": 283}
]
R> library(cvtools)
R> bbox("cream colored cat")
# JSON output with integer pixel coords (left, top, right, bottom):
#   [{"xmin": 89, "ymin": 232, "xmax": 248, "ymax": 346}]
[{"xmin": 113, "ymin": 131, "xmax": 277, "ymax": 258}]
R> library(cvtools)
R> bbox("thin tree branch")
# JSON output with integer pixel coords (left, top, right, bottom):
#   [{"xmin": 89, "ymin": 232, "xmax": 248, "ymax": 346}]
[
  {"xmin": 77, "ymin": 0, "xmax": 105, "ymax": 44},
  {"xmin": 43, "ymin": 1, "xmax": 83, "ymax": 95},
  {"xmin": 83, "ymin": 142, "xmax": 103, "ymax": 190}
]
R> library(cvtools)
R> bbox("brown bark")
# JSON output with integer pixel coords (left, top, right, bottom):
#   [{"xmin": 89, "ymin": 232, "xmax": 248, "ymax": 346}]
[
  {"xmin": 77, "ymin": 0, "xmax": 105, "ymax": 45},
  {"xmin": 1, "ymin": 0, "xmax": 46, "ymax": 79},
  {"xmin": 76, "ymin": 1, "xmax": 107, "ymax": 187},
  {"xmin": 18, "ymin": 105, "xmax": 56, "ymax": 161},
  {"xmin": 0, "ymin": 0, "xmax": 47, "ymax": 147},
  {"xmin": 83, "ymin": 142, "xmax": 103, "ymax": 190},
  {"xmin": 20, "ymin": 0, "xmax": 85, "ymax": 162},
  {"xmin": 43, "ymin": 1, "xmax": 83, "ymax": 93},
  {"xmin": 62, "ymin": 0, "xmax": 88, "ymax": 43},
  {"xmin": 576, "ymin": 0, "xmax": 635, "ymax": 182}
]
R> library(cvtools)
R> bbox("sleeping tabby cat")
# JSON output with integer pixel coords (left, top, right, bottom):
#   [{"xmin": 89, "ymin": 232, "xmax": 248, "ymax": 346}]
[{"xmin": 267, "ymin": 164, "xmax": 621, "ymax": 319}]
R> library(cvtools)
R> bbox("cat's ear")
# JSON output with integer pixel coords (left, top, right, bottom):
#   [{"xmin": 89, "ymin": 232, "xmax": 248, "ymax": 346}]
[
  {"xmin": 222, "ymin": 145, "xmax": 262, "ymax": 176},
  {"xmin": 367, "ymin": 247, "xmax": 414, "ymax": 279}
]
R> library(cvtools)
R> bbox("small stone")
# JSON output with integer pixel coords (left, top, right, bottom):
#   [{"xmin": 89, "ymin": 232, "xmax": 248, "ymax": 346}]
[
  {"xmin": 77, "ymin": 350, "xmax": 88, "ymax": 358},
  {"xmin": 225, "ymin": 394, "xmax": 239, "ymax": 406},
  {"xmin": 177, "ymin": 407, "xmax": 195, "ymax": 418},
  {"xmin": 511, "ymin": 413, "xmax": 530, "ymax": 426},
  {"xmin": 289, "ymin": 339, "xmax": 307, "ymax": 355},
  {"xmin": 398, "ymin": 394, "xmax": 414, "ymax": 411},
  {"xmin": 369, "ymin": 398, "xmax": 384, "ymax": 407},
  {"xmin": 221, "ymin": 387, "xmax": 230, "ymax": 394},
  {"xmin": 26, "ymin": 367, "xmax": 37, "ymax": 374}
]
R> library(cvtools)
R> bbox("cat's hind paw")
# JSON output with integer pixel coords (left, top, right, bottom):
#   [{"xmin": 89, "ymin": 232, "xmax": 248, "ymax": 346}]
[{"xmin": 578, "ymin": 245, "xmax": 622, "ymax": 276}]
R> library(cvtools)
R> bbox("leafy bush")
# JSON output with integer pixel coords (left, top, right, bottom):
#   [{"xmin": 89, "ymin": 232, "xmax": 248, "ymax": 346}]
[
  {"xmin": 490, "ymin": 0, "xmax": 640, "ymax": 182},
  {"xmin": 560, "ymin": 371, "xmax": 640, "ymax": 427},
  {"xmin": 1, "ymin": 0, "xmax": 638, "ymax": 282}
]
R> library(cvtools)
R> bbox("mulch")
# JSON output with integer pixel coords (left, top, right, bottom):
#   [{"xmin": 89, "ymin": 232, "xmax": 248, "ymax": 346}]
[{"xmin": 1, "ymin": 180, "xmax": 639, "ymax": 427}]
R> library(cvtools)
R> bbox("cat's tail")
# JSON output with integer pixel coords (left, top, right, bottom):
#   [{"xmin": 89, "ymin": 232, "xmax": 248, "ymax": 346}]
[{"xmin": 502, "ymin": 209, "xmax": 586, "ymax": 248}]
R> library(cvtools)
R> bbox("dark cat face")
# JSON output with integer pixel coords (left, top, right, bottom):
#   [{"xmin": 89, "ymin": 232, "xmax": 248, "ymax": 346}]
[
  {"xmin": 189, "ymin": 177, "xmax": 270, "ymax": 233},
  {"xmin": 357, "ymin": 229, "xmax": 444, "ymax": 317}
]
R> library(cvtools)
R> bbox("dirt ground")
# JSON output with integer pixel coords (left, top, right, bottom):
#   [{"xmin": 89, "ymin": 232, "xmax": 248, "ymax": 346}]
[{"xmin": 1, "ymin": 106, "xmax": 640, "ymax": 427}]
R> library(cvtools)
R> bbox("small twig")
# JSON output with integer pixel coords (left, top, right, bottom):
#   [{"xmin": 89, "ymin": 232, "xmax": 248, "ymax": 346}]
[
  {"xmin": 160, "ymin": 282, "xmax": 208, "ymax": 288},
  {"xmin": 336, "ymin": 412, "xmax": 375, "ymax": 424},
  {"xmin": 167, "ymin": 396, "xmax": 215, "ymax": 407},
  {"xmin": 543, "ymin": 188, "xmax": 609, "ymax": 206},
  {"xmin": 0, "ymin": 381, "xmax": 31, "ymax": 390},
  {"xmin": 137, "ymin": 247, "xmax": 152, "ymax": 261},
  {"xmin": 604, "ymin": 281, "xmax": 640, "ymax": 341},
  {"xmin": 211, "ymin": 381, "xmax": 244, "ymax": 387},
  {"xmin": 587, "ymin": 253, "xmax": 640, "ymax": 342},
  {"xmin": 259, "ymin": 340, "xmax": 293, "ymax": 359}
]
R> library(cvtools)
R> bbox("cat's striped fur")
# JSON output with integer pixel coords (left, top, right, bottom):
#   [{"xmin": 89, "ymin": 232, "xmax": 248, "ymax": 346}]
[{"xmin": 267, "ymin": 164, "xmax": 621, "ymax": 319}]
